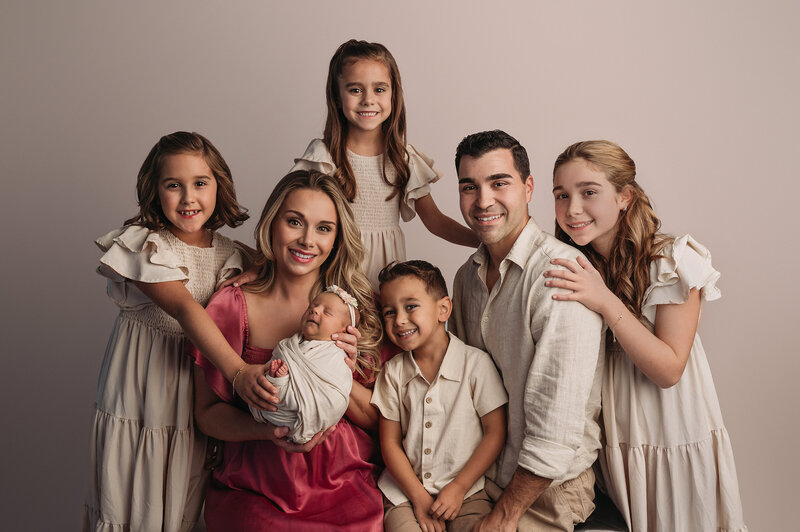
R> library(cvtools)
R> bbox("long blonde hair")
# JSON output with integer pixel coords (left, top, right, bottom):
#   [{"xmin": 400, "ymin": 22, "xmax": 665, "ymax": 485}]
[
  {"xmin": 246, "ymin": 169, "xmax": 382, "ymax": 379},
  {"xmin": 323, "ymin": 39, "xmax": 409, "ymax": 202},
  {"xmin": 553, "ymin": 140, "xmax": 671, "ymax": 319}
]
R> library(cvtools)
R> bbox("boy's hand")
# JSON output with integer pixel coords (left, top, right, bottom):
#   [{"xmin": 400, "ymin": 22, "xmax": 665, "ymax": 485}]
[
  {"xmin": 412, "ymin": 494, "xmax": 446, "ymax": 532},
  {"xmin": 430, "ymin": 482, "xmax": 466, "ymax": 521}
]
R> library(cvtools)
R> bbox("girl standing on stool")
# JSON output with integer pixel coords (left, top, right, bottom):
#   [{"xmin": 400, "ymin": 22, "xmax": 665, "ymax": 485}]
[
  {"xmin": 290, "ymin": 39, "xmax": 478, "ymax": 290},
  {"xmin": 544, "ymin": 140, "xmax": 747, "ymax": 531}
]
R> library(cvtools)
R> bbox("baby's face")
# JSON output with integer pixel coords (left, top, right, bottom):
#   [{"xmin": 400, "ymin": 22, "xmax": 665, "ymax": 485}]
[{"xmin": 301, "ymin": 292, "xmax": 351, "ymax": 341}]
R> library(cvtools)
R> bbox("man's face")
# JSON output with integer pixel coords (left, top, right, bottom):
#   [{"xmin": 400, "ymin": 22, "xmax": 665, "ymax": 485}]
[{"xmin": 458, "ymin": 148, "xmax": 533, "ymax": 254}]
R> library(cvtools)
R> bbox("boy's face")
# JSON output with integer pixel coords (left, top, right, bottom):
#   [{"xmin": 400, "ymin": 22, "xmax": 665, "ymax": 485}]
[
  {"xmin": 379, "ymin": 276, "xmax": 451, "ymax": 353},
  {"xmin": 301, "ymin": 292, "xmax": 351, "ymax": 341}
]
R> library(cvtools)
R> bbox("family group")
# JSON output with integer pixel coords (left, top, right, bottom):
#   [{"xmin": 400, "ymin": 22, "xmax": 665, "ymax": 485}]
[{"xmin": 82, "ymin": 39, "xmax": 747, "ymax": 532}]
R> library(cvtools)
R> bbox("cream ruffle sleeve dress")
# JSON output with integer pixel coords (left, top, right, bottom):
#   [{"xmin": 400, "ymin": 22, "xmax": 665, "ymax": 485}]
[
  {"xmin": 291, "ymin": 139, "xmax": 440, "ymax": 291},
  {"xmin": 599, "ymin": 235, "xmax": 747, "ymax": 532},
  {"xmin": 249, "ymin": 333, "xmax": 353, "ymax": 444},
  {"xmin": 83, "ymin": 225, "xmax": 242, "ymax": 532}
]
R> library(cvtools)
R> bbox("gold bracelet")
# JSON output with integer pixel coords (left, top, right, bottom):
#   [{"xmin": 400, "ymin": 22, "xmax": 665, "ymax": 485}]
[
  {"xmin": 231, "ymin": 363, "xmax": 247, "ymax": 397},
  {"xmin": 609, "ymin": 313, "xmax": 623, "ymax": 342}
]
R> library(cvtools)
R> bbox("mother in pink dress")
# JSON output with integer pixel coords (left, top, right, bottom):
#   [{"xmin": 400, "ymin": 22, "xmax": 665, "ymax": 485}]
[{"xmin": 188, "ymin": 169, "xmax": 384, "ymax": 531}]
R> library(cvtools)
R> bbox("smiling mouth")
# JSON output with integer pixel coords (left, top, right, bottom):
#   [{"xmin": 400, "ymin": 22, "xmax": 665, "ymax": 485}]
[
  {"xmin": 178, "ymin": 210, "xmax": 200, "ymax": 217},
  {"xmin": 475, "ymin": 213, "xmax": 502, "ymax": 223},
  {"xmin": 357, "ymin": 111, "xmax": 379, "ymax": 117},
  {"xmin": 396, "ymin": 328, "xmax": 417, "ymax": 338},
  {"xmin": 290, "ymin": 249, "xmax": 315, "ymax": 262},
  {"xmin": 567, "ymin": 221, "xmax": 593, "ymax": 229}
]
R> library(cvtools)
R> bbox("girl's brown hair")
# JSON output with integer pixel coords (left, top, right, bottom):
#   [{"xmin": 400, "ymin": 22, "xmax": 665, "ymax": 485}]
[
  {"xmin": 553, "ymin": 140, "xmax": 671, "ymax": 319},
  {"xmin": 323, "ymin": 39, "xmax": 409, "ymax": 202},
  {"xmin": 246, "ymin": 169, "xmax": 382, "ymax": 380},
  {"xmin": 125, "ymin": 131, "xmax": 248, "ymax": 230}
]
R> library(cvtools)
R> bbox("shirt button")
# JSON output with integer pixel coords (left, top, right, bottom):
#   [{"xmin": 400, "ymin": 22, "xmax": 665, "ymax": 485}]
[
  {"xmin": 425, "ymin": 397, "xmax": 432, "ymax": 404},
  {"xmin": 424, "ymin": 448, "xmax": 432, "ymax": 455},
  {"xmin": 424, "ymin": 472, "xmax": 431, "ymax": 479},
  {"xmin": 425, "ymin": 421, "xmax": 432, "ymax": 428}
]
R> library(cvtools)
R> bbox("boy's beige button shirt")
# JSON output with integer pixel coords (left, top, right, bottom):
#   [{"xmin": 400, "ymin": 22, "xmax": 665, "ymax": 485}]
[{"xmin": 371, "ymin": 332, "xmax": 508, "ymax": 505}]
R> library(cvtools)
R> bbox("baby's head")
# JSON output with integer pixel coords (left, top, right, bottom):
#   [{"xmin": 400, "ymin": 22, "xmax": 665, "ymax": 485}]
[
  {"xmin": 301, "ymin": 286, "xmax": 360, "ymax": 341},
  {"xmin": 378, "ymin": 260, "xmax": 452, "ymax": 352}
]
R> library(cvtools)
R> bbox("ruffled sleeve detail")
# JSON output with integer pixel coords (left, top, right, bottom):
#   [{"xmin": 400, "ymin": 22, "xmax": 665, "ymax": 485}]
[
  {"xmin": 641, "ymin": 235, "xmax": 721, "ymax": 324},
  {"xmin": 399, "ymin": 144, "xmax": 442, "ymax": 222},
  {"xmin": 95, "ymin": 225, "xmax": 189, "ymax": 308},
  {"xmin": 215, "ymin": 244, "xmax": 245, "ymax": 290},
  {"xmin": 186, "ymin": 286, "xmax": 247, "ymax": 403},
  {"xmin": 289, "ymin": 138, "xmax": 337, "ymax": 175}
]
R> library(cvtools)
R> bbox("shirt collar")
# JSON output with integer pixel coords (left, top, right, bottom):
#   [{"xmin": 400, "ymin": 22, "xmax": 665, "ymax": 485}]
[
  {"xmin": 469, "ymin": 217, "xmax": 544, "ymax": 270},
  {"xmin": 400, "ymin": 331, "xmax": 465, "ymax": 386}
]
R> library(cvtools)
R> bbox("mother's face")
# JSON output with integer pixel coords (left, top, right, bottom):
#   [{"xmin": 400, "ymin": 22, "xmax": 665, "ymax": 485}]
[{"xmin": 270, "ymin": 187, "xmax": 339, "ymax": 279}]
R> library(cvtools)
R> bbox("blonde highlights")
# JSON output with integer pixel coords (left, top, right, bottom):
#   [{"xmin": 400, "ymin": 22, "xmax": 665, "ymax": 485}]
[
  {"xmin": 246, "ymin": 170, "xmax": 382, "ymax": 380},
  {"xmin": 323, "ymin": 39, "xmax": 409, "ymax": 202},
  {"xmin": 553, "ymin": 140, "xmax": 671, "ymax": 319}
]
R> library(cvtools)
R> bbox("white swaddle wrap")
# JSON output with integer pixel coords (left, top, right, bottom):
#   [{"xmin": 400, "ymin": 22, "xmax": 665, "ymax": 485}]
[{"xmin": 250, "ymin": 332, "xmax": 353, "ymax": 443}]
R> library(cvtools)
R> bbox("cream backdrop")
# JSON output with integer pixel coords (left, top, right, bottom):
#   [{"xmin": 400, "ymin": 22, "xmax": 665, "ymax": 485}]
[{"xmin": 2, "ymin": 1, "xmax": 797, "ymax": 530}]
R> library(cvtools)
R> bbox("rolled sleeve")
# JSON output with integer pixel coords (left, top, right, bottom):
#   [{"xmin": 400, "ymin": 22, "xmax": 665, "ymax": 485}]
[{"xmin": 519, "ymin": 293, "xmax": 602, "ymax": 479}]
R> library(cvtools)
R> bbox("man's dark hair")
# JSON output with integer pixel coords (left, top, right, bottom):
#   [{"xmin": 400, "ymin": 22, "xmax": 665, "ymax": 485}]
[
  {"xmin": 454, "ymin": 129, "xmax": 531, "ymax": 181},
  {"xmin": 378, "ymin": 260, "xmax": 448, "ymax": 300}
]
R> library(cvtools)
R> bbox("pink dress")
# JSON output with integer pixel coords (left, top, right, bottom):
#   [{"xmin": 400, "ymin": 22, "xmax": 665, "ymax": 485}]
[{"xmin": 187, "ymin": 287, "xmax": 383, "ymax": 532}]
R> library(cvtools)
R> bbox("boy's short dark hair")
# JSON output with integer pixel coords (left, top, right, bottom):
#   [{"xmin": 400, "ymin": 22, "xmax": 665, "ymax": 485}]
[
  {"xmin": 454, "ymin": 129, "xmax": 531, "ymax": 181},
  {"xmin": 378, "ymin": 260, "xmax": 448, "ymax": 300}
]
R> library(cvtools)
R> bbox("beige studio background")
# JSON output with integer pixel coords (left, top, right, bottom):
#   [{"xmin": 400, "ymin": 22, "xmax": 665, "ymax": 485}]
[{"xmin": 2, "ymin": 1, "xmax": 797, "ymax": 530}]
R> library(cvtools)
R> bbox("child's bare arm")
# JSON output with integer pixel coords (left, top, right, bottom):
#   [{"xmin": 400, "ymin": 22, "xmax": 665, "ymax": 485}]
[
  {"xmin": 415, "ymin": 194, "xmax": 480, "ymax": 248},
  {"xmin": 133, "ymin": 280, "xmax": 278, "ymax": 410},
  {"xmin": 430, "ymin": 405, "xmax": 506, "ymax": 521},
  {"xmin": 380, "ymin": 416, "xmax": 445, "ymax": 531}
]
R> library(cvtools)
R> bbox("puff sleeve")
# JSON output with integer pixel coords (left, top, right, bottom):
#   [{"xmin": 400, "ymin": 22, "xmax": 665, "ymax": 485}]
[
  {"xmin": 289, "ymin": 138, "xmax": 337, "ymax": 175},
  {"xmin": 95, "ymin": 226, "xmax": 188, "ymax": 309},
  {"xmin": 399, "ymin": 144, "xmax": 442, "ymax": 222},
  {"xmin": 641, "ymin": 235, "xmax": 721, "ymax": 325}
]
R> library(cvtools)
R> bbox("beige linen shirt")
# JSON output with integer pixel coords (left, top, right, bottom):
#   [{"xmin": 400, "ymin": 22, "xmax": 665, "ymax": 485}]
[
  {"xmin": 450, "ymin": 218, "xmax": 604, "ymax": 488},
  {"xmin": 371, "ymin": 332, "xmax": 508, "ymax": 505}
]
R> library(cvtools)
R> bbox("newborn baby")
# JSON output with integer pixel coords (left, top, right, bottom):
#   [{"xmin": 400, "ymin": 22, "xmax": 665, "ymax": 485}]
[{"xmin": 250, "ymin": 285, "xmax": 358, "ymax": 443}]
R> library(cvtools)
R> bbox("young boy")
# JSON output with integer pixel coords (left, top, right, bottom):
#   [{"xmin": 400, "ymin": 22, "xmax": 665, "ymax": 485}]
[{"xmin": 371, "ymin": 260, "xmax": 508, "ymax": 532}]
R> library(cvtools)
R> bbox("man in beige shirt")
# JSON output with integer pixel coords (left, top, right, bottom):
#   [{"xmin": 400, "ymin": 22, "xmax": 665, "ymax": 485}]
[{"xmin": 449, "ymin": 130, "xmax": 605, "ymax": 531}]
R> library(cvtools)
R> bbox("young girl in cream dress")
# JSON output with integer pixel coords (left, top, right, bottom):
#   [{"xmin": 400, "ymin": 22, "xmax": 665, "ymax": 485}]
[
  {"xmin": 290, "ymin": 39, "xmax": 478, "ymax": 290},
  {"xmin": 85, "ymin": 132, "xmax": 250, "ymax": 532},
  {"xmin": 545, "ymin": 140, "xmax": 747, "ymax": 531}
]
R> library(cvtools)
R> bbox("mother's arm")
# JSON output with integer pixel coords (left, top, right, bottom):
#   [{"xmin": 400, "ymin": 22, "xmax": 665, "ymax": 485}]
[
  {"xmin": 193, "ymin": 366, "xmax": 332, "ymax": 452},
  {"xmin": 333, "ymin": 326, "xmax": 380, "ymax": 431}
]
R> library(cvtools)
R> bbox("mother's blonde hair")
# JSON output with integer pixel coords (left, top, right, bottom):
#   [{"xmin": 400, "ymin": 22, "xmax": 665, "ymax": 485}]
[
  {"xmin": 553, "ymin": 140, "xmax": 671, "ymax": 319},
  {"xmin": 246, "ymin": 169, "xmax": 382, "ymax": 380}
]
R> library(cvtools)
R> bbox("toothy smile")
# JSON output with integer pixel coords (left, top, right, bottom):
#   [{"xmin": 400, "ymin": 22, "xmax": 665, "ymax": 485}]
[
  {"xmin": 396, "ymin": 328, "xmax": 417, "ymax": 338},
  {"xmin": 357, "ymin": 111, "xmax": 379, "ymax": 117},
  {"xmin": 290, "ymin": 249, "xmax": 315, "ymax": 262},
  {"xmin": 568, "ymin": 221, "xmax": 593, "ymax": 229},
  {"xmin": 476, "ymin": 214, "xmax": 502, "ymax": 222},
  {"xmin": 178, "ymin": 210, "xmax": 200, "ymax": 216}
]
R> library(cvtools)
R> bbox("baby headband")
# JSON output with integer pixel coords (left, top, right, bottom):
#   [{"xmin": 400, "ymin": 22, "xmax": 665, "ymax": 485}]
[{"xmin": 325, "ymin": 285, "xmax": 359, "ymax": 327}]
